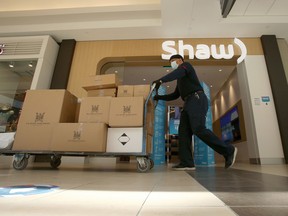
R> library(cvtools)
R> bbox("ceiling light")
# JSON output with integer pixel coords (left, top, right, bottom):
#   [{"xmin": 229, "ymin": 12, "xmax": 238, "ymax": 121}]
[
  {"xmin": 166, "ymin": 69, "xmax": 170, "ymax": 72},
  {"xmin": 114, "ymin": 70, "xmax": 118, "ymax": 73},
  {"xmin": 210, "ymin": 85, "xmax": 213, "ymax": 88},
  {"xmin": 219, "ymin": 69, "xmax": 222, "ymax": 72},
  {"xmin": 28, "ymin": 62, "xmax": 33, "ymax": 67},
  {"xmin": 143, "ymin": 78, "xmax": 146, "ymax": 81},
  {"xmin": 9, "ymin": 62, "xmax": 14, "ymax": 68}
]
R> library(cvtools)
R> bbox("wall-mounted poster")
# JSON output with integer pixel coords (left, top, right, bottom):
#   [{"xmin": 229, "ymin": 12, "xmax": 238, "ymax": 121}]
[
  {"xmin": 220, "ymin": 105, "xmax": 241, "ymax": 144},
  {"xmin": 168, "ymin": 106, "xmax": 181, "ymax": 135}
]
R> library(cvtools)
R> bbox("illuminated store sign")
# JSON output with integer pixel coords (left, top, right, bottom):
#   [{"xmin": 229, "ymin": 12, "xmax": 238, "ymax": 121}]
[
  {"xmin": 161, "ymin": 38, "xmax": 247, "ymax": 64},
  {"xmin": 0, "ymin": 44, "xmax": 4, "ymax": 55}
]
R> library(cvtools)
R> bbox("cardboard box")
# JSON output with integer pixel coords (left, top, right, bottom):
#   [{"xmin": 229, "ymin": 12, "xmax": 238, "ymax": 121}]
[
  {"xmin": 83, "ymin": 74, "xmax": 119, "ymax": 91},
  {"xmin": 146, "ymin": 112, "xmax": 154, "ymax": 135},
  {"xmin": 78, "ymin": 97, "xmax": 111, "ymax": 124},
  {"xmin": 146, "ymin": 99, "xmax": 155, "ymax": 135},
  {"xmin": 17, "ymin": 89, "xmax": 78, "ymax": 124},
  {"xmin": 109, "ymin": 97, "xmax": 144, "ymax": 127},
  {"xmin": 134, "ymin": 85, "xmax": 150, "ymax": 100},
  {"xmin": 147, "ymin": 134, "xmax": 153, "ymax": 154},
  {"xmin": 13, "ymin": 90, "xmax": 78, "ymax": 151},
  {"xmin": 117, "ymin": 85, "xmax": 134, "ymax": 97},
  {"xmin": 75, "ymin": 98, "xmax": 81, "ymax": 122},
  {"xmin": 51, "ymin": 123, "xmax": 107, "ymax": 152},
  {"xmin": 86, "ymin": 88, "xmax": 117, "ymax": 97},
  {"xmin": 106, "ymin": 127, "xmax": 143, "ymax": 153},
  {"xmin": 13, "ymin": 123, "xmax": 55, "ymax": 151}
]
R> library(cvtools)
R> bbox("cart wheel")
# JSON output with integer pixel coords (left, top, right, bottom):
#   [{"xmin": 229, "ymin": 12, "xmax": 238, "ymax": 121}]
[
  {"xmin": 50, "ymin": 156, "xmax": 61, "ymax": 169},
  {"xmin": 148, "ymin": 159, "xmax": 154, "ymax": 169},
  {"xmin": 13, "ymin": 157, "xmax": 29, "ymax": 170},
  {"xmin": 137, "ymin": 157, "xmax": 151, "ymax": 173}
]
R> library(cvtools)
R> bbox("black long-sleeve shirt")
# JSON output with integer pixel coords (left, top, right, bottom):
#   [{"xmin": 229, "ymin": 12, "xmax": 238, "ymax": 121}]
[{"xmin": 158, "ymin": 62, "xmax": 203, "ymax": 101}]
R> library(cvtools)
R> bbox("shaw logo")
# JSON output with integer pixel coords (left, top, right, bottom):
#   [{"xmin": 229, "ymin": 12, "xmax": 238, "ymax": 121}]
[
  {"xmin": 0, "ymin": 44, "xmax": 4, "ymax": 55},
  {"xmin": 161, "ymin": 38, "xmax": 247, "ymax": 64}
]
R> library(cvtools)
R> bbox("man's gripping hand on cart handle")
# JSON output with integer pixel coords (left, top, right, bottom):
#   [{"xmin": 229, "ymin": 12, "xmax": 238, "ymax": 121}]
[
  {"xmin": 152, "ymin": 79, "xmax": 162, "ymax": 90},
  {"xmin": 153, "ymin": 95, "xmax": 163, "ymax": 101}
]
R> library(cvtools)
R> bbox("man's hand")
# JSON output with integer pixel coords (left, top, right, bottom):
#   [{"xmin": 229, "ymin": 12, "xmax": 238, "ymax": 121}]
[
  {"xmin": 153, "ymin": 95, "xmax": 162, "ymax": 101},
  {"xmin": 152, "ymin": 79, "xmax": 162, "ymax": 90}
]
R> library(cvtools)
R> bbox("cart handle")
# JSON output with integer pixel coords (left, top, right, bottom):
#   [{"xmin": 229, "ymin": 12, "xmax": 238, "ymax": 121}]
[{"xmin": 145, "ymin": 83, "xmax": 159, "ymax": 108}]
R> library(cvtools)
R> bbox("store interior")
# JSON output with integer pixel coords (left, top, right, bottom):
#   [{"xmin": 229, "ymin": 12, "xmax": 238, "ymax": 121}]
[
  {"xmin": 101, "ymin": 59, "xmax": 247, "ymax": 163},
  {"xmin": 0, "ymin": 60, "xmax": 37, "ymax": 133},
  {"xmin": 102, "ymin": 60, "xmax": 236, "ymax": 106}
]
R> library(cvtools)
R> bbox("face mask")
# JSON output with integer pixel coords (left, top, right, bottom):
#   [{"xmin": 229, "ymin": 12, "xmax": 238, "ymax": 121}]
[{"xmin": 171, "ymin": 60, "xmax": 178, "ymax": 70}]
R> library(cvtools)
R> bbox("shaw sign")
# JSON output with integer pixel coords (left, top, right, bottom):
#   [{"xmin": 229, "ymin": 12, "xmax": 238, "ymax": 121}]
[{"xmin": 161, "ymin": 38, "xmax": 247, "ymax": 64}]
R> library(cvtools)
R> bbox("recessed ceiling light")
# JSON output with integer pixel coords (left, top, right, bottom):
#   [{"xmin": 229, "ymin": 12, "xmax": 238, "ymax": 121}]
[
  {"xmin": 219, "ymin": 69, "xmax": 222, "ymax": 72},
  {"xmin": 166, "ymin": 69, "xmax": 170, "ymax": 72},
  {"xmin": 28, "ymin": 62, "xmax": 33, "ymax": 67},
  {"xmin": 143, "ymin": 78, "xmax": 146, "ymax": 81},
  {"xmin": 114, "ymin": 70, "xmax": 118, "ymax": 73},
  {"xmin": 210, "ymin": 85, "xmax": 213, "ymax": 88}
]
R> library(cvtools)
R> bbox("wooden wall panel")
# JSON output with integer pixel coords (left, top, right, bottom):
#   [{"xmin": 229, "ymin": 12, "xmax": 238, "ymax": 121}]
[{"xmin": 67, "ymin": 38, "xmax": 263, "ymax": 97}]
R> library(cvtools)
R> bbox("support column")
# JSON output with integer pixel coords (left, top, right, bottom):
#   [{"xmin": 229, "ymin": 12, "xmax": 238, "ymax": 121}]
[
  {"xmin": 50, "ymin": 39, "xmax": 76, "ymax": 89},
  {"xmin": 260, "ymin": 35, "xmax": 288, "ymax": 163}
]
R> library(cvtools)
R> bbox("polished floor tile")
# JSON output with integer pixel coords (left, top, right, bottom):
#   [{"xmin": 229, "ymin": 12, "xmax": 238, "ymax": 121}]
[
  {"xmin": 231, "ymin": 207, "xmax": 288, "ymax": 216},
  {"xmin": 139, "ymin": 206, "xmax": 236, "ymax": 216},
  {"xmin": 0, "ymin": 158, "xmax": 287, "ymax": 216},
  {"xmin": 187, "ymin": 166, "xmax": 288, "ymax": 216}
]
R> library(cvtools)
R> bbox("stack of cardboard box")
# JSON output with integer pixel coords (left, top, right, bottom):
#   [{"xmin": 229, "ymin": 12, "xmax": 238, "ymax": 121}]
[
  {"xmin": 12, "ymin": 90, "xmax": 78, "ymax": 151},
  {"xmin": 12, "ymin": 74, "xmax": 154, "ymax": 154},
  {"xmin": 82, "ymin": 74, "xmax": 119, "ymax": 97},
  {"xmin": 82, "ymin": 75, "xmax": 154, "ymax": 154},
  {"xmin": 106, "ymin": 84, "xmax": 153, "ymax": 153}
]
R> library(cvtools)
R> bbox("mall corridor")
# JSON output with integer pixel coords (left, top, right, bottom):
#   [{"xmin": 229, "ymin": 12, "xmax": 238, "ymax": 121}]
[{"xmin": 1, "ymin": 1, "xmax": 288, "ymax": 216}]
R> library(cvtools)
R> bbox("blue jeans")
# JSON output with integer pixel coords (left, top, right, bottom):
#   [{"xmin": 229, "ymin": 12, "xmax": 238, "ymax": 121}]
[{"xmin": 178, "ymin": 92, "xmax": 234, "ymax": 166}]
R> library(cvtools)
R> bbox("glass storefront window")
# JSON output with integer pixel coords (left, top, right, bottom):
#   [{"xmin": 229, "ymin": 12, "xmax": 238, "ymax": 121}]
[
  {"xmin": 0, "ymin": 60, "xmax": 37, "ymax": 132},
  {"xmin": 100, "ymin": 61, "xmax": 181, "ymax": 105}
]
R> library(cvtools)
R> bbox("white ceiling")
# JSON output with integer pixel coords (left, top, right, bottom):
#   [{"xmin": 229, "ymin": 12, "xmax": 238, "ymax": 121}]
[
  {"xmin": 0, "ymin": 0, "xmax": 287, "ymax": 104},
  {"xmin": 0, "ymin": 0, "xmax": 162, "ymax": 41},
  {"xmin": 1, "ymin": 0, "xmax": 288, "ymax": 41}
]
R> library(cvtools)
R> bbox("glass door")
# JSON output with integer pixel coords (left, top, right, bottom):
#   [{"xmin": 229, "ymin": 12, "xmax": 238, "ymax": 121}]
[{"xmin": 0, "ymin": 60, "xmax": 37, "ymax": 132}]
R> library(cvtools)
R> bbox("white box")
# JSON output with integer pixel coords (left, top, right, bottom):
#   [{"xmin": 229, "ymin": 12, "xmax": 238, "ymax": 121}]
[
  {"xmin": 0, "ymin": 132, "xmax": 15, "ymax": 150},
  {"xmin": 106, "ymin": 127, "xmax": 143, "ymax": 153}
]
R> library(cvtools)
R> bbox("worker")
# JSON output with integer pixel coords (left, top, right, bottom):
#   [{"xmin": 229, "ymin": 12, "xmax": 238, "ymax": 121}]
[{"xmin": 152, "ymin": 54, "xmax": 237, "ymax": 170}]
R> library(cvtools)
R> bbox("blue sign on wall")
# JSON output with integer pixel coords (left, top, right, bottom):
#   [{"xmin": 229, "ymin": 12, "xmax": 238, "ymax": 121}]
[
  {"xmin": 261, "ymin": 96, "xmax": 270, "ymax": 103},
  {"xmin": 169, "ymin": 106, "xmax": 181, "ymax": 135}
]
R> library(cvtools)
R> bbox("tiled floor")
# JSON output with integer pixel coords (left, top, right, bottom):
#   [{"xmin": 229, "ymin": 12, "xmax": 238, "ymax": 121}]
[
  {"xmin": 188, "ymin": 166, "xmax": 288, "ymax": 216},
  {"xmin": 0, "ymin": 156, "xmax": 287, "ymax": 216}
]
